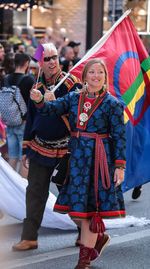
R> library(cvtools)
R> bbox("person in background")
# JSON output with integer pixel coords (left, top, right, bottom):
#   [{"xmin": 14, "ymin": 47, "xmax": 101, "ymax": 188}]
[
  {"xmin": 0, "ymin": 115, "xmax": 7, "ymax": 161},
  {"xmin": 21, "ymin": 26, "xmax": 38, "ymax": 49},
  {"xmin": 0, "ymin": 44, "xmax": 8, "ymax": 161},
  {"xmin": 0, "ymin": 116, "xmax": 6, "ymax": 153},
  {"xmin": 0, "ymin": 43, "xmax": 5, "ymax": 66},
  {"xmin": 0, "ymin": 43, "xmax": 5, "ymax": 83},
  {"xmin": 31, "ymin": 58, "xmax": 126, "ymax": 269},
  {"xmin": 14, "ymin": 43, "xmax": 26, "ymax": 54},
  {"xmin": 0, "ymin": 116, "xmax": 7, "ymax": 219},
  {"xmin": 3, "ymin": 52, "xmax": 15, "ymax": 74},
  {"xmin": 2, "ymin": 53, "xmax": 34, "ymax": 177},
  {"xmin": 60, "ymin": 46, "xmax": 75, "ymax": 72},
  {"xmin": 8, "ymin": 26, "xmax": 23, "ymax": 48},
  {"xmin": 12, "ymin": 43, "xmax": 82, "ymax": 251},
  {"xmin": 61, "ymin": 45, "xmax": 74, "ymax": 62},
  {"xmin": 68, "ymin": 40, "xmax": 81, "ymax": 64},
  {"xmin": 28, "ymin": 59, "xmax": 40, "ymax": 80},
  {"xmin": 41, "ymin": 26, "xmax": 54, "ymax": 44},
  {"xmin": 26, "ymin": 26, "xmax": 38, "ymax": 48},
  {"xmin": 60, "ymin": 58, "xmax": 74, "ymax": 73},
  {"xmin": 26, "ymin": 45, "xmax": 36, "ymax": 57}
]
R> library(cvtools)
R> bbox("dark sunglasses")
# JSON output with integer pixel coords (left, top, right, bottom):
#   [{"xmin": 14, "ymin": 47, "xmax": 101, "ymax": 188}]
[{"xmin": 43, "ymin": 55, "xmax": 58, "ymax": 62}]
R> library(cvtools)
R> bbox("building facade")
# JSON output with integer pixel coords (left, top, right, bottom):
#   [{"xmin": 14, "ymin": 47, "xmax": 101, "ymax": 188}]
[{"xmin": 0, "ymin": 0, "xmax": 150, "ymax": 56}]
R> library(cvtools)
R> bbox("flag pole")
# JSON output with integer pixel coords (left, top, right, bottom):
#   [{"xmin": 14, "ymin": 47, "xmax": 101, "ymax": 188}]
[
  {"xmin": 70, "ymin": 9, "xmax": 131, "ymax": 68},
  {"xmin": 51, "ymin": 72, "xmax": 70, "ymax": 93},
  {"xmin": 52, "ymin": 9, "xmax": 131, "ymax": 93}
]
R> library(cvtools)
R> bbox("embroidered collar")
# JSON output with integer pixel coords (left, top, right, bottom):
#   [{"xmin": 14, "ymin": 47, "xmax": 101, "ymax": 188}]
[
  {"xmin": 40, "ymin": 69, "xmax": 63, "ymax": 86},
  {"xmin": 40, "ymin": 70, "xmax": 67, "ymax": 89},
  {"xmin": 77, "ymin": 89, "xmax": 107, "ymax": 130},
  {"xmin": 87, "ymin": 87, "xmax": 106, "ymax": 98}
]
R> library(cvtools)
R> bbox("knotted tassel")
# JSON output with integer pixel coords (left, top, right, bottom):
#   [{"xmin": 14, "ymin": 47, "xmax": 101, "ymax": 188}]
[{"xmin": 89, "ymin": 212, "xmax": 105, "ymax": 234}]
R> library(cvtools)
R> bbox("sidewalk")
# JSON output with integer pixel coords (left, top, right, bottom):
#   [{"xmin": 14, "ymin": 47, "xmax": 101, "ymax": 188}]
[{"xmin": 0, "ymin": 184, "xmax": 150, "ymax": 269}]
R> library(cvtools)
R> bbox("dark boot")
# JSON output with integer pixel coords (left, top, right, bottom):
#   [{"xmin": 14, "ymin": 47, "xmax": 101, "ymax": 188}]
[
  {"xmin": 132, "ymin": 185, "xmax": 142, "ymax": 199},
  {"xmin": 90, "ymin": 233, "xmax": 110, "ymax": 261},
  {"xmin": 74, "ymin": 244, "xmax": 98, "ymax": 269}
]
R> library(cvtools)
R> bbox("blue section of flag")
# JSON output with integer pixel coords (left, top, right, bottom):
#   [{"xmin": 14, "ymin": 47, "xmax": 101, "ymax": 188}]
[
  {"xmin": 133, "ymin": 91, "xmax": 146, "ymax": 119},
  {"xmin": 122, "ymin": 106, "xmax": 150, "ymax": 192}
]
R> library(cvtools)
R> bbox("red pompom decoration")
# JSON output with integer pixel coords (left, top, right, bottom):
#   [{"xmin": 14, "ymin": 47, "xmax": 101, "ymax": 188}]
[{"xmin": 89, "ymin": 212, "xmax": 106, "ymax": 234}]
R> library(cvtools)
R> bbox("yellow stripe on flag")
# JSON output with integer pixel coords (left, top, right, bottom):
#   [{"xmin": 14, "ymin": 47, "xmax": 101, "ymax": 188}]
[
  {"xmin": 124, "ymin": 81, "xmax": 145, "ymax": 123},
  {"xmin": 147, "ymin": 69, "xmax": 150, "ymax": 79},
  {"xmin": 124, "ymin": 110, "xmax": 129, "ymax": 123}
]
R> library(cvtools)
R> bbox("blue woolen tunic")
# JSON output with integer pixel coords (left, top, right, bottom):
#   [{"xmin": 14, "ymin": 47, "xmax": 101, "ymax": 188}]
[{"xmin": 37, "ymin": 90, "xmax": 126, "ymax": 220}]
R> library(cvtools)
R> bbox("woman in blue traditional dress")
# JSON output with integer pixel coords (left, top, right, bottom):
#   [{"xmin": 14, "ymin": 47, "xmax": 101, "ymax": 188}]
[{"xmin": 31, "ymin": 58, "xmax": 126, "ymax": 269}]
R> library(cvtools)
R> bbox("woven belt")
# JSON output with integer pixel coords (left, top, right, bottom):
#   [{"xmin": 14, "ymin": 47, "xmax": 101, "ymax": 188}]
[
  {"xmin": 71, "ymin": 131, "xmax": 111, "ymax": 210},
  {"xmin": 34, "ymin": 135, "xmax": 69, "ymax": 149}
]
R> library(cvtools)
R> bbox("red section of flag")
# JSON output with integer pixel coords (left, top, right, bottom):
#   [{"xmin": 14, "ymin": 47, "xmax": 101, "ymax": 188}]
[{"xmin": 70, "ymin": 16, "xmax": 148, "ymax": 98}]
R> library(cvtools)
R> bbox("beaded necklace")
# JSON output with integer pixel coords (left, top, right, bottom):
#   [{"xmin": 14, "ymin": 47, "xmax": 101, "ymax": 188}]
[{"xmin": 77, "ymin": 87, "xmax": 107, "ymax": 129}]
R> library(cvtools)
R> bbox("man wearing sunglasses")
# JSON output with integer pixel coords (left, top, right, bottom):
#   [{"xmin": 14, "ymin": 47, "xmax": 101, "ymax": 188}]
[{"xmin": 12, "ymin": 43, "xmax": 82, "ymax": 251}]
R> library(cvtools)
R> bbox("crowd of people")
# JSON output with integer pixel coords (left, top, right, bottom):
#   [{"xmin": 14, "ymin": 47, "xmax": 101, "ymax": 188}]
[
  {"xmin": 0, "ymin": 25, "xmax": 82, "ymax": 81},
  {"xmin": 0, "ymin": 25, "xmax": 143, "ymax": 269}
]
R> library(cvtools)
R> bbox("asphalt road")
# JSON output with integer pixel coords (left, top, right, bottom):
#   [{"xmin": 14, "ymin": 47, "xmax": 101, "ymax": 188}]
[{"xmin": 0, "ymin": 183, "xmax": 150, "ymax": 269}]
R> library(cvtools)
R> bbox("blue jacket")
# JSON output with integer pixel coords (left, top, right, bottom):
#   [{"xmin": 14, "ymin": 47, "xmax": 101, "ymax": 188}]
[{"xmin": 23, "ymin": 70, "xmax": 82, "ymax": 167}]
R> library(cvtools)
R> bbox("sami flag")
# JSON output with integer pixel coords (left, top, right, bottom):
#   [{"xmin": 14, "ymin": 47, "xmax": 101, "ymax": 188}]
[{"xmin": 68, "ymin": 9, "xmax": 150, "ymax": 192}]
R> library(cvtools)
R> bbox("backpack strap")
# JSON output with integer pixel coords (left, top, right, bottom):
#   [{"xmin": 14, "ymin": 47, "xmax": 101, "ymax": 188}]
[{"xmin": 13, "ymin": 90, "xmax": 25, "ymax": 119}]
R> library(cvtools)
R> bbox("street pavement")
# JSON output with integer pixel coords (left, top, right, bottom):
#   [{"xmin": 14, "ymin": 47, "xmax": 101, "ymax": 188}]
[{"xmin": 0, "ymin": 183, "xmax": 150, "ymax": 269}]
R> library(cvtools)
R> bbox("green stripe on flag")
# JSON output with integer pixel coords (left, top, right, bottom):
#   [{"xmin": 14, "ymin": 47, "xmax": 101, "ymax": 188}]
[
  {"xmin": 141, "ymin": 57, "xmax": 150, "ymax": 72},
  {"xmin": 122, "ymin": 71, "xmax": 143, "ymax": 105}
]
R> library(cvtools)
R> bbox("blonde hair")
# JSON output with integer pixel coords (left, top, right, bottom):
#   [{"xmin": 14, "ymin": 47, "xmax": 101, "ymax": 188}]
[{"xmin": 82, "ymin": 58, "xmax": 109, "ymax": 89}]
